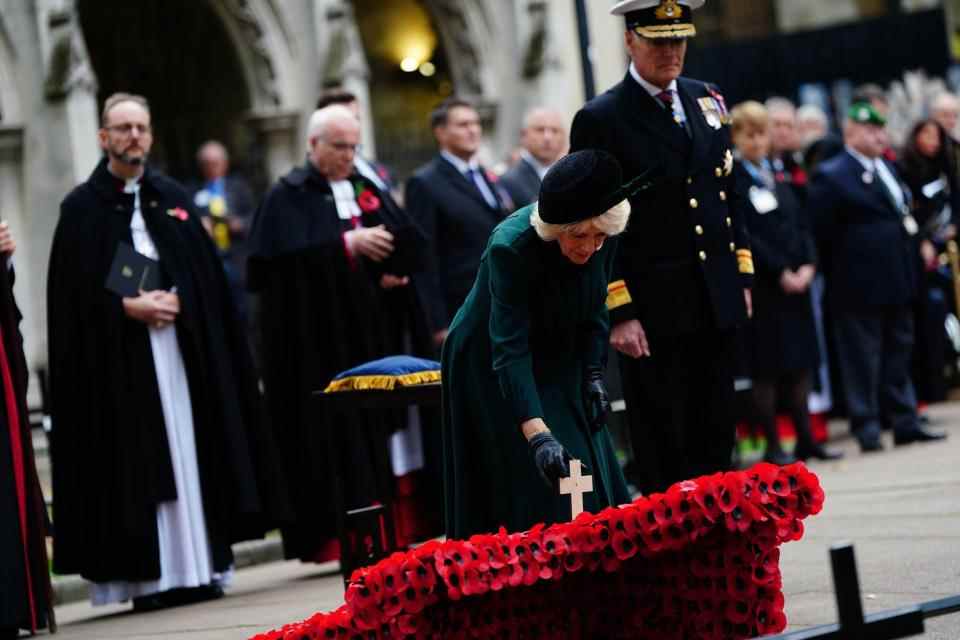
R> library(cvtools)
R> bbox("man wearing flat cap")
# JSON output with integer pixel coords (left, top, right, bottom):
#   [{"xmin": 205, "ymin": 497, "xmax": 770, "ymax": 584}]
[
  {"xmin": 809, "ymin": 103, "xmax": 947, "ymax": 453},
  {"xmin": 570, "ymin": 0, "xmax": 753, "ymax": 495}
]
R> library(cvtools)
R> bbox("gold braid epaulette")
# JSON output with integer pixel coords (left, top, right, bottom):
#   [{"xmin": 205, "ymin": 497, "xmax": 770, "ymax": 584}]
[
  {"xmin": 606, "ymin": 279, "xmax": 633, "ymax": 310},
  {"xmin": 736, "ymin": 249, "xmax": 754, "ymax": 275}
]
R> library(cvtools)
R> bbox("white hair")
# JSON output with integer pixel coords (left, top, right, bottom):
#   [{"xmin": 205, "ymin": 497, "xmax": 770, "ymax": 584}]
[
  {"xmin": 797, "ymin": 104, "xmax": 828, "ymax": 127},
  {"xmin": 305, "ymin": 104, "xmax": 358, "ymax": 149},
  {"xmin": 931, "ymin": 92, "xmax": 960, "ymax": 115},
  {"xmin": 765, "ymin": 96, "xmax": 796, "ymax": 116},
  {"xmin": 530, "ymin": 199, "xmax": 631, "ymax": 241}
]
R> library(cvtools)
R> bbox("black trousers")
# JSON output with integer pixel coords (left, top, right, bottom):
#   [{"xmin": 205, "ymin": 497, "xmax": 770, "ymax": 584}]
[
  {"xmin": 831, "ymin": 304, "xmax": 920, "ymax": 441},
  {"xmin": 620, "ymin": 329, "xmax": 737, "ymax": 495}
]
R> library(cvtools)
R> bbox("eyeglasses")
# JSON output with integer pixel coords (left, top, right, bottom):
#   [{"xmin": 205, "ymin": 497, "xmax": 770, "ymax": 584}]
[
  {"xmin": 105, "ymin": 123, "xmax": 152, "ymax": 136},
  {"xmin": 323, "ymin": 140, "xmax": 361, "ymax": 153}
]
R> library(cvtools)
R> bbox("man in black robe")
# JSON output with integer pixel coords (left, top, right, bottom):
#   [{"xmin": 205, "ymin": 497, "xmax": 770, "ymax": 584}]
[
  {"xmin": 48, "ymin": 93, "xmax": 290, "ymax": 609},
  {"xmin": 248, "ymin": 105, "xmax": 431, "ymax": 561},
  {"xmin": 1, "ymin": 224, "xmax": 54, "ymax": 638}
]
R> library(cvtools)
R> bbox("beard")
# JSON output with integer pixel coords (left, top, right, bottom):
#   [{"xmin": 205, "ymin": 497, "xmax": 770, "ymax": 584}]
[{"xmin": 109, "ymin": 146, "xmax": 147, "ymax": 166}]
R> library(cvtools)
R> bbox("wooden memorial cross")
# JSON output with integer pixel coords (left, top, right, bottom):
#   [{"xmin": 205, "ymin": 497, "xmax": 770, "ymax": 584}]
[{"xmin": 559, "ymin": 459, "xmax": 593, "ymax": 519}]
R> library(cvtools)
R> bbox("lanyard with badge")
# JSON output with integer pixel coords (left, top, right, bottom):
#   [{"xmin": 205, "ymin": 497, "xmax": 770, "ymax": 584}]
[
  {"xmin": 864, "ymin": 163, "xmax": 918, "ymax": 236},
  {"xmin": 742, "ymin": 160, "xmax": 778, "ymax": 215}
]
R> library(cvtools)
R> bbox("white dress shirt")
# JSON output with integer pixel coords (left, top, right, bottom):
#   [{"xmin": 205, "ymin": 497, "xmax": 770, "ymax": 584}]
[
  {"xmin": 629, "ymin": 63, "xmax": 688, "ymax": 126},
  {"xmin": 845, "ymin": 146, "xmax": 905, "ymax": 209}
]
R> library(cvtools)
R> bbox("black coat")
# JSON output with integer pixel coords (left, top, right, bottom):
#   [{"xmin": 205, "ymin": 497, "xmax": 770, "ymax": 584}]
[
  {"xmin": 809, "ymin": 151, "xmax": 917, "ymax": 310},
  {"xmin": 405, "ymin": 155, "xmax": 512, "ymax": 330},
  {"xmin": 48, "ymin": 159, "xmax": 290, "ymax": 582},
  {"xmin": 736, "ymin": 161, "xmax": 819, "ymax": 377},
  {"xmin": 499, "ymin": 157, "xmax": 542, "ymax": 209},
  {"xmin": 247, "ymin": 164, "xmax": 426, "ymax": 560},
  {"xmin": 0, "ymin": 268, "xmax": 53, "ymax": 634},
  {"xmin": 570, "ymin": 73, "xmax": 753, "ymax": 337}
]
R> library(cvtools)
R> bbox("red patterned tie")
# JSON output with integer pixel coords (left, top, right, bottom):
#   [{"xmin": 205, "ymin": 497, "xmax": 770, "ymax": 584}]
[{"xmin": 657, "ymin": 90, "xmax": 674, "ymax": 109}]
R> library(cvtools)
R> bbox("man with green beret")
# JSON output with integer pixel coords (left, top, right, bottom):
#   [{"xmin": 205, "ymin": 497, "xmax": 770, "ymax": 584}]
[{"xmin": 808, "ymin": 102, "xmax": 947, "ymax": 452}]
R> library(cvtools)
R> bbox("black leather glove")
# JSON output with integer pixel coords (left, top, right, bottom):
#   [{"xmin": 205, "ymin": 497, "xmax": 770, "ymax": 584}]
[
  {"xmin": 528, "ymin": 432, "xmax": 571, "ymax": 489},
  {"xmin": 583, "ymin": 367, "xmax": 611, "ymax": 433}
]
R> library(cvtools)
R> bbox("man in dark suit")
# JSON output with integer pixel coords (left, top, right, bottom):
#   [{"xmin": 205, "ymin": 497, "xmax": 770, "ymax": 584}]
[
  {"xmin": 189, "ymin": 141, "xmax": 256, "ymax": 321},
  {"xmin": 810, "ymin": 103, "xmax": 946, "ymax": 452},
  {"xmin": 406, "ymin": 97, "xmax": 513, "ymax": 347},
  {"xmin": 500, "ymin": 107, "xmax": 567, "ymax": 208},
  {"xmin": 570, "ymin": 0, "xmax": 753, "ymax": 495}
]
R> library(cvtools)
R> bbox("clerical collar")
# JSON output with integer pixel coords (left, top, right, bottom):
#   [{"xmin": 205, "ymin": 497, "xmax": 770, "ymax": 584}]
[
  {"xmin": 330, "ymin": 179, "xmax": 361, "ymax": 221},
  {"xmin": 520, "ymin": 150, "xmax": 551, "ymax": 180},
  {"xmin": 629, "ymin": 63, "xmax": 678, "ymax": 100},
  {"xmin": 441, "ymin": 149, "xmax": 480, "ymax": 175},
  {"xmin": 106, "ymin": 164, "xmax": 144, "ymax": 192}
]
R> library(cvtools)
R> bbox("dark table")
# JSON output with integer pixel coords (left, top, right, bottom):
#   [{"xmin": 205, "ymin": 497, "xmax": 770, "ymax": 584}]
[{"xmin": 312, "ymin": 382, "xmax": 442, "ymax": 583}]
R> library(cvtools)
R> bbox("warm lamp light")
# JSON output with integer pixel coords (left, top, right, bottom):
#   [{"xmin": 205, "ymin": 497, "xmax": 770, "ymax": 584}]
[
  {"xmin": 418, "ymin": 61, "xmax": 436, "ymax": 77},
  {"xmin": 400, "ymin": 57, "xmax": 419, "ymax": 72}
]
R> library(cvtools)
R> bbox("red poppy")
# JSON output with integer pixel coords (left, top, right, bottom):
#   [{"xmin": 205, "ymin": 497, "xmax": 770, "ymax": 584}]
[
  {"xmin": 777, "ymin": 517, "xmax": 805, "ymax": 542},
  {"xmin": 693, "ymin": 475, "xmax": 724, "ymax": 522},
  {"xmin": 542, "ymin": 528, "xmax": 570, "ymax": 558},
  {"xmin": 718, "ymin": 474, "xmax": 746, "ymax": 513},
  {"xmin": 166, "ymin": 206, "xmax": 189, "ymax": 221},
  {"xmin": 461, "ymin": 565, "xmax": 488, "ymax": 597},
  {"xmin": 792, "ymin": 166, "xmax": 808, "ymax": 186},
  {"xmin": 252, "ymin": 462, "xmax": 825, "ymax": 640},
  {"xmin": 356, "ymin": 189, "xmax": 381, "ymax": 213},
  {"xmin": 611, "ymin": 531, "xmax": 639, "ymax": 561}
]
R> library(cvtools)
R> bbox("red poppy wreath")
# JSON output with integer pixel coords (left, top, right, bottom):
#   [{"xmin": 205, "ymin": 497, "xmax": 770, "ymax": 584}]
[{"xmin": 251, "ymin": 462, "xmax": 823, "ymax": 640}]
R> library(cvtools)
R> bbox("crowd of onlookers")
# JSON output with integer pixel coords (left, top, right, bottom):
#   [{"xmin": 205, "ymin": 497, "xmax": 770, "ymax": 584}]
[
  {"xmin": 728, "ymin": 86, "xmax": 953, "ymax": 461},
  {"xmin": 4, "ymin": 77, "xmax": 959, "ymax": 635}
]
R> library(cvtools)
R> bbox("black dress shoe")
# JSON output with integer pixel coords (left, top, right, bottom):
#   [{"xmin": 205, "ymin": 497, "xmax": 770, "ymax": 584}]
[
  {"xmin": 174, "ymin": 584, "xmax": 225, "ymax": 606},
  {"xmin": 795, "ymin": 444, "xmax": 845, "ymax": 461},
  {"xmin": 894, "ymin": 427, "xmax": 947, "ymax": 446},
  {"xmin": 133, "ymin": 592, "xmax": 170, "ymax": 612},
  {"xmin": 858, "ymin": 437, "xmax": 884, "ymax": 453},
  {"xmin": 0, "ymin": 627, "xmax": 20, "ymax": 640},
  {"xmin": 763, "ymin": 450, "xmax": 797, "ymax": 465}
]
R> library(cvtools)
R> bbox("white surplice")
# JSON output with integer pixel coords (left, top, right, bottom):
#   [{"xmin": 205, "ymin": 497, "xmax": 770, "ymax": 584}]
[{"xmin": 92, "ymin": 180, "xmax": 232, "ymax": 605}]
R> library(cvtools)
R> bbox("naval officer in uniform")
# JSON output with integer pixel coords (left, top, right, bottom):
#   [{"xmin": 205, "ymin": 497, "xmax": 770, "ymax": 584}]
[{"xmin": 570, "ymin": 0, "xmax": 754, "ymax": 494}]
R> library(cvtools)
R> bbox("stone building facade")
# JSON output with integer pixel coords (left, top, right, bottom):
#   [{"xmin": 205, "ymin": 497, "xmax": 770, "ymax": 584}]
[{"xmin": 0, "ymin": 0, "xmax": 955, "ymax": 386}]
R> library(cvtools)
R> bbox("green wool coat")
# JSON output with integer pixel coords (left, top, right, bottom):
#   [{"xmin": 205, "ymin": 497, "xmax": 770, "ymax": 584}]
[{"xmin": 441, "ymin": 206, "xmax": 630, "ymax": 539}]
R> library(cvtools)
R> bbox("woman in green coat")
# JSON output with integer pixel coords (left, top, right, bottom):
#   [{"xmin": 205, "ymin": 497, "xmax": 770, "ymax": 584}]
[{"xmin": 442, "ymin": 150, "xmax": 638, "ymax": 538}]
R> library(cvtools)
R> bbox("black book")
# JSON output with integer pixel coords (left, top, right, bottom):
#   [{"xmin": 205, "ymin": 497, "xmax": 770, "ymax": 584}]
[{"xmin": 105, "ymin": 242, "xmax": 161, "ymax": 297}]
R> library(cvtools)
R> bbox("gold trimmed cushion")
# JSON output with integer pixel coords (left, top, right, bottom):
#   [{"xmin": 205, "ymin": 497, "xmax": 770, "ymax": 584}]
[{"xmin": 324, "ymin": 356, "xmax": 441, "ymax": 393}]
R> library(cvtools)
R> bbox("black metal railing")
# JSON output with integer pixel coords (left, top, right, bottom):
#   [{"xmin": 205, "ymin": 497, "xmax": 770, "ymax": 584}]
[{"xmin": 755, "ymin": 543, "xmax": 960, "ymax": 639}]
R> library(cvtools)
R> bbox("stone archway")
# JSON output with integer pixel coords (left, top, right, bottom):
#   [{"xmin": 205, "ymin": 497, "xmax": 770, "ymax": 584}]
[
  {"xmin": 345, "ymin": 0, "xmax": 518, "ymax": 178},
  {"xmin": 75, "ymin": 0, "xmax": 302, "ymax": 190},
  {"xmin": 77, "ymin": 0, "xmax": 254, "ymax": 185}
]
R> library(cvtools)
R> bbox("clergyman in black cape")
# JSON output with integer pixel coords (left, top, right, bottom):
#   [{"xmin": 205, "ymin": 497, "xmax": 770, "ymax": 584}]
[
  {"xmin": 248, "ymin": 105, "xmax": 436, "ymax": 561},
  {"xmin": 48, "ymin": 93, "xmax": 290, "ymax": 607}
]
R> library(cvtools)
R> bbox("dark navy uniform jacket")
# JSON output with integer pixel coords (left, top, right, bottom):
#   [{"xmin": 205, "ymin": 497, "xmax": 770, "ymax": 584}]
[
  {"xmin": 570, "ymin": 72, "xmax": 753, "ymax": 338},
  {"xmin": 809, "ymin": 150, "xmax": 917, "ymax": 311}
]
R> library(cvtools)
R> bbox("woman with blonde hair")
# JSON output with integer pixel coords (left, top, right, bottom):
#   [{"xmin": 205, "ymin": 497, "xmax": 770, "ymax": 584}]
[
  {"xmin": 731, "ymin": 101, "xmax": 842, "ymax": 464},
  {"xmin": 442, "ymin": 149, "xmax": 638, "ymax": 538}
]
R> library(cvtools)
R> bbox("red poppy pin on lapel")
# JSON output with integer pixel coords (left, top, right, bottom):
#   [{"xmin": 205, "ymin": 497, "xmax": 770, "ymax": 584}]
[{"xmin": 166, "ymin": 207, "xmax": 189, "ymax": 221}]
